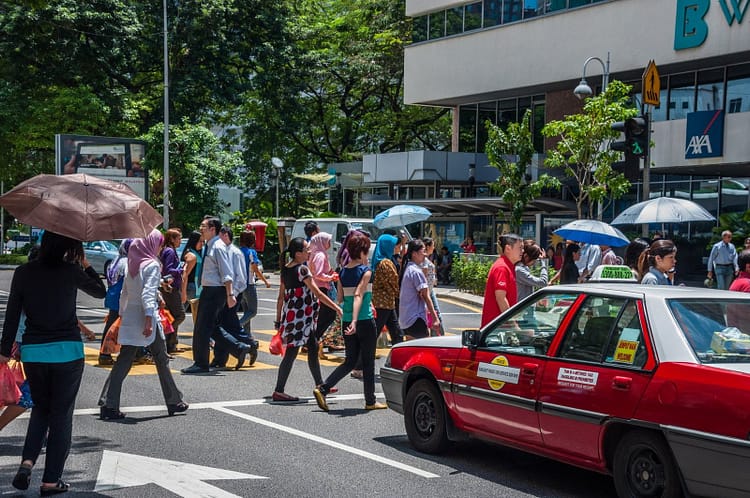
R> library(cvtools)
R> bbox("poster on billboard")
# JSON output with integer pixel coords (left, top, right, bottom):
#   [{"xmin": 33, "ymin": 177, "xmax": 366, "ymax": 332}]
[{"xmin": 55, "ymin": 134, "xmax": 149, "ymax": 199}]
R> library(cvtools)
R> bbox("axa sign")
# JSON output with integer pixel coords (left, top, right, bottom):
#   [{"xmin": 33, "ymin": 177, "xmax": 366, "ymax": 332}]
[
  {"xmin": 685, "ymin": 110, "xmax": 725, "ymax": 159},
  {"xmin": 675, "ymin": 0, "xmax": 749, "ymax": 50}
]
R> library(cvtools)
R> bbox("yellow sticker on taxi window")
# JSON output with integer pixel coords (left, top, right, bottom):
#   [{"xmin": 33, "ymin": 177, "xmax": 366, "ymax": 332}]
[
  {"xmin": 477, "ymin": 355, "xmax": 520, "ymax": 391},
  {"xmin": 614, "ymin": 340, "xmax": 639, "ymax": 364}
]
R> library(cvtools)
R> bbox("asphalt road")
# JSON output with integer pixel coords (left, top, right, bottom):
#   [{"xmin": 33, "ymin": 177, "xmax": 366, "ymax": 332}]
[{"xmin": 0, "ymin": 269, "xmax": 616, "ymax": 497}]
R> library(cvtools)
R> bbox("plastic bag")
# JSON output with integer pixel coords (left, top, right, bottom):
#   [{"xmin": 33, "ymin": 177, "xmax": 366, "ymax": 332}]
[
  {"xmin": 269, "ymin": 330, "xmax": 286, "ymax": 356},
  {"xmin": 0, "ymin": 363, "xmax": 21, "ymax": 407},
  {"xmin": 9, "ymin": 360, "xmax": 24, "ymax": 386},
  {"xmin": 159, "ymin": 309, "xmax": 175, "ymax": 334},
  {"xmin": 100, "ymin": 318, "xmax": 121, "ymax": 355}
]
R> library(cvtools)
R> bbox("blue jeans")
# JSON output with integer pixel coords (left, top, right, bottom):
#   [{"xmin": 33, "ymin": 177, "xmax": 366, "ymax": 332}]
[
  {"xmin": 238, "ymin": 284, "xmax": 258, "ymax": 337},
  {"xmin": 714, "ymin": 264, "xmax": 735, "ymax": 290}
]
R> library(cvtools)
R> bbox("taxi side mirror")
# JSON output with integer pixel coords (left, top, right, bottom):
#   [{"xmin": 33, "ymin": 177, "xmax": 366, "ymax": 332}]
[{"xmin": 462, "ymin": 329, "xmax": 480, "ymax": 350}]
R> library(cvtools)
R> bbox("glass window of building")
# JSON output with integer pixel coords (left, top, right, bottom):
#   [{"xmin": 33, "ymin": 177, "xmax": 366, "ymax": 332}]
[
  {"xmin": 547, "ymin": 0, "xmax": 567, "ymax": 12},
  {"xmin": 569, "ymin": 0, "xmax": 592, "ymax": 7},
  {"xmin": 459, "ymin": 105, "xmax": 478, "ymax": 152},
  {"xmin": 696, "ymin": 68, "xmax": 725, "ymax": 112},
  {"xmin": 429, "ymin": 11, "xmax": 445, "ymax": 39},
  {"xmin": 668, "ymin": 73, "xmax": 696, "ymax": 120},
  {"xmin": 498, "ymin": 99, "xmax": 517, "ymax": 129},
  {"xmin": 727, "ymin": 63, "xmax": 750, "ymax": 114},
  {"xmin": 465, "ymin": 2, "xmax": 483, "ymax": 30},
  {"xmin": 446, "ymin": 7, "xmax": 463, "ymax": 36},
  {"xmin": 533, "ymin": 103, "xmax": 545, "ymax": 153},
  {"xmin": 483, "ymin": 0, "xmax": 502, "ymax": 27},
  {"xmin": 504, "ymin": 0, "xmax": 524, "ymax": 22},
  {"xmin": 524, "ymin": 0, "xmax": 540, "ymax": 18},
  {"xmin": 478, "ymin": 101, "xmax": 497, "ymax": 153},
  {"xmin": 412, "ymin": 15, "xmax": 428, "ymax": 43}
]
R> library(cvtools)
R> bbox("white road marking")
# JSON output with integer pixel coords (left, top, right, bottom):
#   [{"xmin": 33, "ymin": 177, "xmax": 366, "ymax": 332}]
[
  {"xmin": 212, "ymin": 405, "xmax": 440, "ymax": 479},
  {"xmin": 94, "ymin": 450, "xmax": 265, "ymax": 497}
]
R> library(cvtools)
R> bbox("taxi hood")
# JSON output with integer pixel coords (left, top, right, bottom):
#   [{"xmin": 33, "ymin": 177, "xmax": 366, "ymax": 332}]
[{"xmin": 393, "ymin": 335, "xmax": 463, "ymax": 349}]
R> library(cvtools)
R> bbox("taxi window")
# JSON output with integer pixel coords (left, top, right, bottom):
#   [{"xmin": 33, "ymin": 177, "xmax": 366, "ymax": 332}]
[
  {"xmin": 669, "ymin": 299, "xmax": 750, "ymax": 364},
  {"xmin": 558, "ymin": 297, "xmax": 648, "ymax": 368},
  {"xmin": 481, "ymin": 293, "xmax": 578, "ymax": 355}
]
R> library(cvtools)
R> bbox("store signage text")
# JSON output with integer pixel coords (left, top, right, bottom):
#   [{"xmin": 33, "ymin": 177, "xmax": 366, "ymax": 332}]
[
  {"xmin": 685, "ymin": 110, "xmax": 725, "ymax": 159},
  {"xmin": 675, "ymin": 0, "xmax": 749, "ymax": 50}
]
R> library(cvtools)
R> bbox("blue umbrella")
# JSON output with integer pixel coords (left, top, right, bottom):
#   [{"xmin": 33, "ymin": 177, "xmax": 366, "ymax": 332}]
[
  {"xmin": 554, "ymin": 219, "xmax": 630, "ymax": 247},
  {"xmin": 374, "ymin": 204, "xmax": 431, "ymax": 229}
]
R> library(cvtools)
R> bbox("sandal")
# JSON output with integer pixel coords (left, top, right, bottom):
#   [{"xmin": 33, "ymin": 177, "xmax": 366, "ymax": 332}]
[
  {"xmin": 40, "ymin": 480, "xmax": 70, "ymax": 496},
  {"xmin": 12, "ymin": 463, "xmax": 32, "ymax": 490}
]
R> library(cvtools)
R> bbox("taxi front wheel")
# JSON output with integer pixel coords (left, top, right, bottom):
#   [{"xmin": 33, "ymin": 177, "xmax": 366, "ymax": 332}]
[
  {"xmin": 613, "ymin": 430, "xmax": 682, "ymax": 498},
  {"xmin": 404, "ymin": 379, "xmax": 449, "ymax": 454}
]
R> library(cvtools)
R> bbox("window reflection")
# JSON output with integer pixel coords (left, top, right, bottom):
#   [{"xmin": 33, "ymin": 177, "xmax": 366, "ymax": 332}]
[
  {"xmin": 697, "ymin": 68, "xmax": 724, "ymax": 112},
  {"xmin": 446, "ymin": 7, "xmax": 463, "ymax": 36},
  {"xmin": 727, "ymin": 63, "xmax": 750, "ymax": 114}
]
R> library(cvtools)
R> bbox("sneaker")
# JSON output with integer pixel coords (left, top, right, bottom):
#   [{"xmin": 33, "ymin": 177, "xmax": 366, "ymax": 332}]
[
  {"xmin": 365, "ymin": 402, "xmax": 387, "ymax": 410},
  {"xmin": 313, "ymin": 388, "xmax": 329, "ymax": 411}
]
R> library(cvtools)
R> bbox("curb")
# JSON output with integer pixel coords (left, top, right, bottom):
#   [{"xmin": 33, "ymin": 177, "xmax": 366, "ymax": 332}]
[{"xmin": 434, "ymin": 289, "xmax": 484, "ymax": 308}]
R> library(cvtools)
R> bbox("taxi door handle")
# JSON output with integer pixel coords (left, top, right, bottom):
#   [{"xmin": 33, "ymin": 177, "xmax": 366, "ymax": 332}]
[
  {"xmin": 612, "ymin": 376, "xmax": 632, "ymax": 390},
  {"xmin": 521, "ymin": 363, "xmax": 539, "ymax": 376}
]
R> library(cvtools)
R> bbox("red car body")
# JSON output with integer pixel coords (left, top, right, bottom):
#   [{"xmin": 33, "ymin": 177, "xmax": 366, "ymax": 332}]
[{"xmin": 381, "ymin": 284, "xmax": 750, "ymax": 498}]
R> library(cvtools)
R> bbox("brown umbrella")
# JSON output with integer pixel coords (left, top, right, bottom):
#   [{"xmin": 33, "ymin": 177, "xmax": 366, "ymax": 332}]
[{"xmin": 0, "ymin": 173, "xmax": 163, "ymax": 241}]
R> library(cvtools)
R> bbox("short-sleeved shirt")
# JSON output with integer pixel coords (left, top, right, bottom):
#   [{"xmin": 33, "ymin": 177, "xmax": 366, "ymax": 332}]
[
  {"xmin": 481, "ymin": 255, "xmax": 517, "ymax": 327},
  {"xmin": 729, "ymin": 271, "xmax": 750, "ymax": 293},
  {"xmin": 372, "ymin": 259, "xmax": 399, "ymax": 310},
  {"xmin": 399, "ymin": 262, "xmax": 430, "ymax": 329}
]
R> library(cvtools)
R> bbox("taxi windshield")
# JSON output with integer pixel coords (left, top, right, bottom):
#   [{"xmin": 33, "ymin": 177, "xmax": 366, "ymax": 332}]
[{"xmin": 668, "ymin": 299, "xmax": 750, "ymax": 364}]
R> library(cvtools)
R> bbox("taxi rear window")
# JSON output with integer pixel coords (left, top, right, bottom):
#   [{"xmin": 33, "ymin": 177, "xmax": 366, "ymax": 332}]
[{"xmin": 668, "ymin": 299, "xmax": 750, "ymax": 363}]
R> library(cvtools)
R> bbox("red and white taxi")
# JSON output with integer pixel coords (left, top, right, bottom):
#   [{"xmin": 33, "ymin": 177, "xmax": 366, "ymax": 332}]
[{"xmin": 381, "ymin": 284, "xmax": 750, "ymax": 498}]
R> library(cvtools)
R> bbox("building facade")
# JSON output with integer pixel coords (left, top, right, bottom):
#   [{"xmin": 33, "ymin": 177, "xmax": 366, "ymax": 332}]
[{"xmin": 360, "ymin": 0, "xmax": 750, "ymax": 275}]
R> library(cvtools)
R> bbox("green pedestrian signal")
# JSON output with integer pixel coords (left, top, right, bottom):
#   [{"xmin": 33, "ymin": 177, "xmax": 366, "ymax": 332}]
[{"xmin": 610, "ymin": 116, "xmax": 648, "ymax": 158}]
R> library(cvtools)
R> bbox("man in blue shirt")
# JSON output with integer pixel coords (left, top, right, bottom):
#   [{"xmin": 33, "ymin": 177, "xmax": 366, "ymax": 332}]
[{"xmin": 707, "ymin": 230, "xmax": 739, "ymax": 290}]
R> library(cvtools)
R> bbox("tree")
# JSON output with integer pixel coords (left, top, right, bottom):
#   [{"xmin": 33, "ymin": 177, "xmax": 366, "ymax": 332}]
[
  {"xmin": 485, "ymin": 109, "xmax": 560, "ymax": 233},
  {"xmin": 239, "ymin": 0, "xmax": 451, "ymax": 217},
  {"xmin": 141, "ymin": 122, "xmax": 242, "ymax": 231},
  {"xmin": 542, "ymin": 80, "xmax": 637, "ymax": 219}
]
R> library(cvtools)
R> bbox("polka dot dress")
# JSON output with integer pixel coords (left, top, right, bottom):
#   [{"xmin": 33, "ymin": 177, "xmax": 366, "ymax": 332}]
[{"xmin": 281, "ymin": 264, "xmax": 319, "ymax": 347}]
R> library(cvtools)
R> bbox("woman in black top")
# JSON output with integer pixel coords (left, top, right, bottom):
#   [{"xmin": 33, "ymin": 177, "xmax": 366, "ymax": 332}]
[
  {"xmin": 559, "ymin": 243, "xmax": 581, "ymax": 285},
  {"xmin": 0, "ymin": 232, "xmax": 106, "ymax": 495}
]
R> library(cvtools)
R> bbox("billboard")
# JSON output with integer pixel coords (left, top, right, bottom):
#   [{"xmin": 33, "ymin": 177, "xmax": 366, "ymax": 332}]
[{"xmin": 55, "ymin": 134, "xmax": 148, "ymax": 199}]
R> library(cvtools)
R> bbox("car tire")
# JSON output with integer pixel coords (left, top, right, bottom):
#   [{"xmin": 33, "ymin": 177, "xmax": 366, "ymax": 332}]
[
  {"xmin": 613, "ymin": 430, "xmax": 683, "ymax": 498},
  {"xmin": 404, "ymin": 378, "xmax": 449, "ymax": 454}
]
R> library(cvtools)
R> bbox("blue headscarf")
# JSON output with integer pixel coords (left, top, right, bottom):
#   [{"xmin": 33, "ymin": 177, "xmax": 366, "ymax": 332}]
[{"xmin": 371, "ymin": 234, "xmax": 398, "ymax": 273}]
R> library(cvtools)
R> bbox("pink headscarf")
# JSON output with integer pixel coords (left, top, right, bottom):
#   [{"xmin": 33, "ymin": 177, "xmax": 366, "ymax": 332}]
[{"xmin": 128, "ymin": 229, "xmax": 164, "ymax": 277}]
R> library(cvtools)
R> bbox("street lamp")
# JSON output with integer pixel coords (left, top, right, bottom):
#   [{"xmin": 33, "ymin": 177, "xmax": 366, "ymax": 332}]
[
  {"xmin": 271, "ymin": 157, "xmax": 284, "ymax": 218},
  {"xmin": 574, "ymin": 52, "xmax": 610, "ymax": 99}
]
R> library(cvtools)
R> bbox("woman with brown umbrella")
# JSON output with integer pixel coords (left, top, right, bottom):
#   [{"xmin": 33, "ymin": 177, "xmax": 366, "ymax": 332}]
[{"xmin": 0, "ymin": 232, "xmax": 106, "ymax": 495}]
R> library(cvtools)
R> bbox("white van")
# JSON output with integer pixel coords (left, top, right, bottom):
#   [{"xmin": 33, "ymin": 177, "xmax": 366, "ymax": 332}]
[{"xmin": 291, "ymin": 218, "xmax": 410, "ymax": 269}]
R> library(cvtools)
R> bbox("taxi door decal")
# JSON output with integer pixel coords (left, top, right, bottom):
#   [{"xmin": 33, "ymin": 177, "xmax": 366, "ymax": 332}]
[{"xmin": 477, "ymin": 355, "xmax": 520, "ymax": 390}]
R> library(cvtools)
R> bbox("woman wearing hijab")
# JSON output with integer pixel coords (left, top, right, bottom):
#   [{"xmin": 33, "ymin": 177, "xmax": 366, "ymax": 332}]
[
  {"xmin": 371, "ymin": 234, "xmax": 403, "ymax": 345},
  {"xmin": 1, "ymin": 232, "xmax": 106, "ymax": 495},
  {"xmin": 99, "ymin": 229, "xmax": 188, "ymax": 420},
  {"xmin": 99, "ymin": 239, "xmax": 132, "ymax": 366},
  {"xmin": 308, "ymin": 232, "xmax": 338, "ymax": 357}
]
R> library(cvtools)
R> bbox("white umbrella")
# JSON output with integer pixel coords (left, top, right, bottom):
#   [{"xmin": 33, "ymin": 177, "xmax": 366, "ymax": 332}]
[
  {"xmin": 610, "ymin": 197, "xmax": 715, "ymax": 225},
  {"xmin": 553, "ymin": 219, "xmax": 630, "ymax": 247}
]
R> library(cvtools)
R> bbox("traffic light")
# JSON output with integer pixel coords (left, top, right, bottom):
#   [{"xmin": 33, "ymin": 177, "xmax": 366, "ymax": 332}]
[{"xmin": 610, "ymin": 116, "xmax": 649, "ymax": 158}]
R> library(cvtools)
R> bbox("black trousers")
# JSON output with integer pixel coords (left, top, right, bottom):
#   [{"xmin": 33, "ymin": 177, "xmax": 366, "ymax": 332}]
[
  {"xmin": 321, "ymin": 319, "xmax": 378, "ymax": 405},
  {"xmin": 192, "ymin": 286, "xmax": 226, "ymax": 368},
  {"xmin": 315, "ymin": 300, "xmax": 338, "ymax": 340},
  {"xmin": 23, "ymin": 358, "xmax": 84, "ymax": 483},
  {"xmin": 162, "ymin": 287, "xmax": 185, "ymax": 351}
]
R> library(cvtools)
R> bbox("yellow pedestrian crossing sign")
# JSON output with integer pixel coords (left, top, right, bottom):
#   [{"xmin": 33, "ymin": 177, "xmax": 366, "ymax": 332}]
[{"xmin": 642, "ymin": 61, "xmax": 660, "ymax": 106}]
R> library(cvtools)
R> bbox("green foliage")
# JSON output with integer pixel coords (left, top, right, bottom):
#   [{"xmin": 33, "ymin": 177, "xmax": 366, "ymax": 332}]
[
  {"xmin": 451, "ymin": 255, "xmax": 492, "ymax": 296},
  {"xmin": 542, "ymin": 80, "xmax": 636, "ymax": 219},
  {"xmin": 486, "ymin": 109, "xmax": 560, "ymax": 232},
  {"xmin": 711, "ymin": 210, "xmax": 750, "ymax": 249},
  {"xmin": 0, "ymin": 254, "xmax": 28, "ymax": 265},
  {"xmin": 141, "ymin": 122, "xmax": 242, "ymax": 231}
]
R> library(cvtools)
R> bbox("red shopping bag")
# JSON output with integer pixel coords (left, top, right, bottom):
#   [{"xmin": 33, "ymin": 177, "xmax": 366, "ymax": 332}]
[
  {"xmin": 159, "ymin": 309, "xmax": 175, "ymax": 334},
  {"xmin": 100, "ymin": 318, "xmax": 121, "ymax": 355},
  {"xmin": 9, "ymin": 360, "xmax": 25, "ymax": 386},
  {"xmin": 0, "ymin": 363, "xmax": 21, "ymax": 407},
  {"xmin": 269, "ymin": 330, "xmax": 286, "ymax": 356}
]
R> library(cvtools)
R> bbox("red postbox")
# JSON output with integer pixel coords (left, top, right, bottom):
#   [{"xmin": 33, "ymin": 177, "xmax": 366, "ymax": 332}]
[{"xmin": 244, "ymin": 221, "xmax": 268, "ymax": 252}]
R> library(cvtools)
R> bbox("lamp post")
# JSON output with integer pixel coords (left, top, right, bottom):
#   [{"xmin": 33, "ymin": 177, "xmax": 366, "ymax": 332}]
[
  {"xmin": 162, "ymin": 0, "xmax": 170, "ymax": 228},
  {"xmin": 271, "ymin": 157, "xmax": 284, "ymax": 218},
  {"xmin": 574, "ymin": 52, "xmax": 611, "ymax": 220},
  {"xmin": 573, "ymin": 52, "xmax": 610, "ymax": 100}
]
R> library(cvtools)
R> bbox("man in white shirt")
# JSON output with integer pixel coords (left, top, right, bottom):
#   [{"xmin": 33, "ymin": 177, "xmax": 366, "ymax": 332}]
[
  {"xmin": 574, "ymin": 242, "xmax": 601, "ymax": 282},
  {"xmin": 211, "ymin": 226, "xmax": 256, "ymax": 370},
  {"xmin": 182, "ymin": 217, "xmax": 235, "ymax": 374}
]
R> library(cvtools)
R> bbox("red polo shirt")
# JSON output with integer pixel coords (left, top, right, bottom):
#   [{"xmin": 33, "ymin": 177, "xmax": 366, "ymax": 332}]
[{"xmin": 481, "ymin": 255, "xmax": 517, "ymax": 327}]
